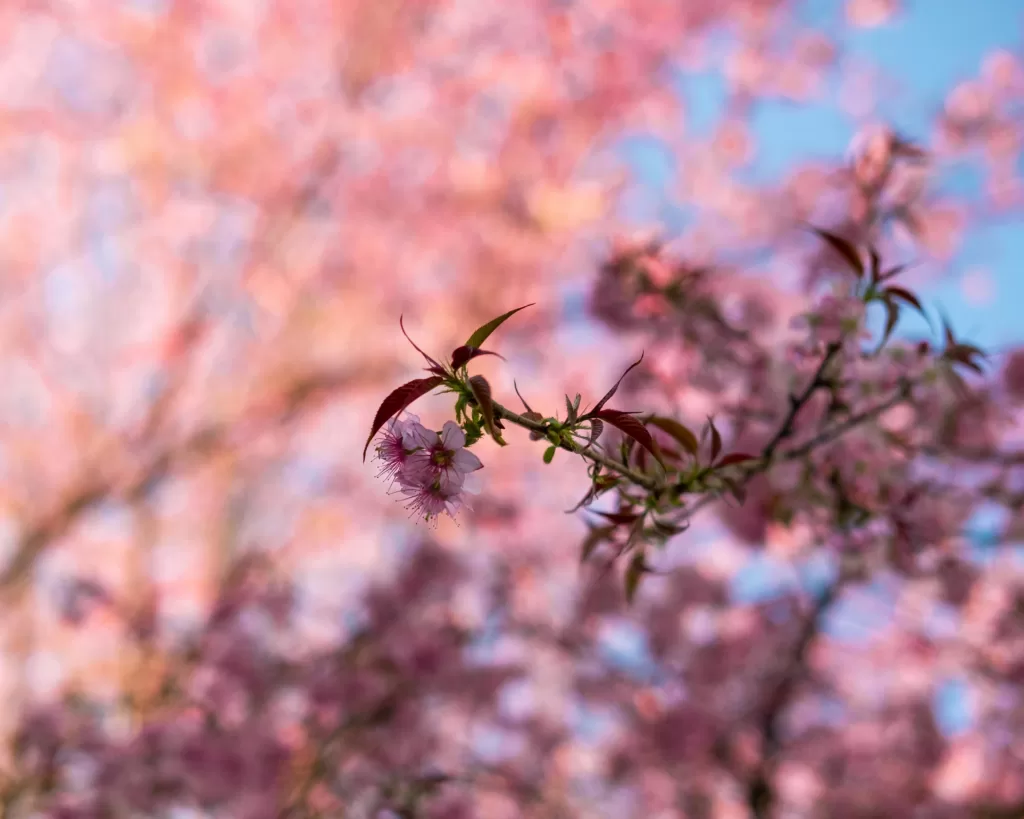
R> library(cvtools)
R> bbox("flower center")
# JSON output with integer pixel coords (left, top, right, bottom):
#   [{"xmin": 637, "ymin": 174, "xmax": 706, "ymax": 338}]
[{"xmin": 432, "ymin": 449, "xmax": 454, "ymax": 467}]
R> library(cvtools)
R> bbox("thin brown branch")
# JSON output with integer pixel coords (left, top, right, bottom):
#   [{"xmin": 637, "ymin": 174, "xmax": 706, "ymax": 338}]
[{"xmin": 0, "ymin": 363, "xmax": 398, "ymax": 605}]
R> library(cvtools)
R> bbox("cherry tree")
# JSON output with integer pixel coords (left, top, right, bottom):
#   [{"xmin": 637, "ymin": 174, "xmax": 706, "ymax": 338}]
[{"xmin": 1, "ymin": 0, "xmax": 1023, "ymax": 817}]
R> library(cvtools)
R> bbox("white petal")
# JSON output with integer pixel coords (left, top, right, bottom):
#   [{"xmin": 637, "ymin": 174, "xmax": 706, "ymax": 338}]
[
  {"xmin": 440, "ymin": 420, "xmax": 466, "ymax": 450},
  {"xmin": 460, "ymin": 473, "xmax": 483, "ymax": 495},
  {"xmin": 452, "ymin": 448, "xmax": 483, "ymax": 473},
  {"xmin": 403, "ymin": 423, "xmax": 437, "ymax": 449}
]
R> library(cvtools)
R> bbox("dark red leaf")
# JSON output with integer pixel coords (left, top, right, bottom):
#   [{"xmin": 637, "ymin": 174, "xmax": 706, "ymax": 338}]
[
  {"xmin": 880, "ymin": 264, "xmax": 909, "ymax": 282},
  {"xmin": 592, "ymin": 511, "xmax": 642, "ymax": 525},
  {"xmin": 451, "ymin": 345, "xmax": 506, "ymax": 370},
  {"xmin": 513, "ymin": 380, "xmax": 534, "ymax": 413},
  {"xmin": 362, "ymin": 377, "xmax": 444, "ymax": 461},
  {"xmin": 596, "ymin": 409, "xmax": 662, "ymax": 464},
  {"xmin": 879, "ymin": 298, "xmax": 900, "ymax": 350},
  {"xmin": 580, "ymin": 525, "xmax": 615, "ymax": 564},
  {"xmin": 884, "ymin": 287, "xmax": 926, "ymax": 317},
  {"xmin": 869, "ymin": 247, "xmax": 881, "ymax": 284},
  {"xmin": 468, "ymin": 375, "xmax": 506, "ymax": 446},
  {"xmin": 708, "ymin": 417, "xmax": 722, "ymax": 463},
  {"xmin": 625, "ymin": 552, "xmax": 650, "ymax": 604},
  {"xmin": 400, "ymin": 315, "xmax": 445, "ymax": 372},
  {"xmin": 716, "ymin": 453, "xmax": 758, "ymax": 468},
  {"xmin": 589, "ymin": 352, "xmax": 645, "ymax": 418},
  {"xmin": 646, "ymin": 416, "xmax": 699, "ymax": 456},
  {"xmin": 809, "ymin": 227, "xmax": 864, "ymax": 278},
  {"xmin": 465, "ymin": 303, "xmax": 535, "ymax": 349}
]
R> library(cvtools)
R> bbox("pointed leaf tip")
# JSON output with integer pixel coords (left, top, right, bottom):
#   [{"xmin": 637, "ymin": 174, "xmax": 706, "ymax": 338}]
[
  {"xmin": 589, "ymin": 351, "xmax": 645, "ymax": 418},
  {"xmin": 646, "ymin": 416, "xmax": 699, "ymax": 456},
  {"xmin": 400, "ymin": 315, "xmax": 445, "ymax": 371},
  {"xmin": 465, "ymin": 303, "xmax": 535, "ymax": 349},
  {"xmin": 809, "ymin": 226, "xmax": 864, "ymax": 278},
  {"xmin": 362, "ymin": 376, "xmax": 444, "ymax": 461},
  {"xmin": 596, "ymin": 409, "xmax": 662, "ymax": 464},
  {"xmin": 451, "ymin": 345, "xmax": 506, "ymax": 370}
]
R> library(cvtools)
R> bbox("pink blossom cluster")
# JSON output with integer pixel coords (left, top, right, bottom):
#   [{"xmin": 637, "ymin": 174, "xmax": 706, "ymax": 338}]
[{"xmin": 374, "ymin": 413, "xmax": 483, "ymax": 524}]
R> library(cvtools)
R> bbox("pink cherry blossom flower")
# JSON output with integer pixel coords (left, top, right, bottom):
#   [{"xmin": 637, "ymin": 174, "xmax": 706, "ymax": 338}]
[
  {"xmin": 402, "ymin": 421, "xmax": 483, "ymax": 487},
  {"xmin": 399, "ymin": 470, "xmax": 469, "ymax": 525},
  {"xmin": 373, "ymin": 412, "xmax": 428, "ymax": 488}
]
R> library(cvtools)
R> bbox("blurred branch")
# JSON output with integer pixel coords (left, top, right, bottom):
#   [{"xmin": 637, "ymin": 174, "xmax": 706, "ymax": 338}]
[
  {"xmin": 0, "ymin": 363, "xmax": 398, "ymax": 606},
  {"xmin": 744, "ymin": 567, "xmax": 851, "ymax": 818}
]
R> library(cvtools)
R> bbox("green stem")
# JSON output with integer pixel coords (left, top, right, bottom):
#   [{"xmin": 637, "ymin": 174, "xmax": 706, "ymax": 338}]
[{"xmin": 487, "ymin": 401, "xmax": 661, "ymax": 492}]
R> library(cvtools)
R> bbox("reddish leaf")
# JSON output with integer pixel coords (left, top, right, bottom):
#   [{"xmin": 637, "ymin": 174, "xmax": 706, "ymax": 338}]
[
  {"xmin": 469, "ymin": 375, "xmax": 506, "ymax": 446},
  {"xmin": 869, "ymin": 247, "xmax": 881, "ymax": 284},
  {"xmin": 945, "ymin": 344, "xmax": 986, "ymax": 373},
  {"xmin": 879, "ymin": 298, "xmax": 900, "ymax": 350},
  {"xmin": 596, "ymin": 409, "xmax": 663, "ymax": 464},
  {"xmin": 879, "ymin": 264, "xmax": 909, "ymax": 282},
  {"xmin": 625, "ymin": 552, "xmax": 650, "ymax": 604},
  {"xmin": 716, "ymin": 453, "xmax": 758, "ymax": 468},
  {"xmin": 580, "ymin": 525, "xmax": 615, "ymax": 564},
  {"xmin": 884, "ymin": 286, "xmax": 926, "ymax": 317},
  {"xmin": 592, "ymin": 511, "xmax": 642, "ymax": 525},
  {"xmin": 646, "ymin": 416, "xmax": 699, "ymax": 456},
  {"xmin": 708, "ymin": 416, "xmax": 722, "ymax": 463},
  {"xmin": 465, "ymin": 303, "xmax": 535, "ymax": 349},
  {"xmin": 400, "ymin": 315, "xmax": 445, "ymax": 372},
  {"xmin": 892, "ymin": 135, "xmax": 928, "ymax": 161},
  {"xmin": 588, "ymin": 352, "xmax": 645, "ymax": 418},
  {"xmin": 586, "ymin": 419, "xmax": 604, "ymax": 447},
  {"xmin": 714, "ymin": 475, "xmax": 746, "ymax": 506},
  {"xmin": 362, "ymin": 377, "xmax": 444, "ymax": 461},
  {"xmin": 940, "ymin": 310, "xmax": 956, "ymax": 347},
  {"xmin": 451, "ymin": 346, "xmax": 474, "ymax": 369},
  {"xmin": 652, "ymin": 517, "xmax": 689, "ymax": 537},
  {"xmin": 810, "ymin": 227, "xmax": 864, "ymax": 278},
  {"xmin": 450, "ymin": 345, "xmax": 506, "ymax": 370},
  {"xmin": 513, "ymin": 380, "xmax": 534, "ymax": 413}
]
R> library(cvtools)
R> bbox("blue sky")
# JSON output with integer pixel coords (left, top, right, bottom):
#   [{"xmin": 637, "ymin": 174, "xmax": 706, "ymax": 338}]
[
  {"xmin": 608, "ymin": 1, "xmax": 1024, "ymax": 738},
  {"xmin": 619, "ymin": 1, "xmax": 1024, "ymax": 351}
]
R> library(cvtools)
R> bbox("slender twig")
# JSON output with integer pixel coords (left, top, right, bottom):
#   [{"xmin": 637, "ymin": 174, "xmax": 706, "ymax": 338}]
[
  {"xmin": 745, "ymin": 567, "xmax": 852, "ymax": 818},
  {"xmin": 486, "ymin": 401, "xmax": 661, "ymax": 492},
  {"xmin": 763, "ymin": 342, "xmax": 842, "ymax": 461}
]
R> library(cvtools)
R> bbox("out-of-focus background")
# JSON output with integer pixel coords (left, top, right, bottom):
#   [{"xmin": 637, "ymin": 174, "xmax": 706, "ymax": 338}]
[{"xmin": 1, "ymin": 1, "xmax": 1023, "ymax": 816}]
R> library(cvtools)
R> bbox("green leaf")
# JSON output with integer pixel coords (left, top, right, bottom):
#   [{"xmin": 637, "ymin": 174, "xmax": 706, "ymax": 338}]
[
  {"xmin": 468, "ymin": 375, "xmax": 506, "ymax": 446},
  {"xmin": 596, "ymin": 409, "xmax": 663, "ymax": 465},
  {"xmin": 809, "ymin": 227, "xmax": 864, "ymax": 278},
  {"xmin": 362, "ymin": 376, "xmax": 444, "ymax": 461},
  {"xmin": 646, "ymin": 416, "xmax": 699, "ymax": 456},
  {"xmin": 465, "ymin": 303, "xmax": 535, "ymax": 349},
  {"xmin": 543, "ymin": 445, "xmax": 556, "ymax": 464}
]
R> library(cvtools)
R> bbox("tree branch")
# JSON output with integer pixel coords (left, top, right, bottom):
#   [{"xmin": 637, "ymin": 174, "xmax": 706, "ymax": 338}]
[
  {"xmin": 0, "ymin": 364, "xmax": 398, "ymax": 605},
  {"xmin": 745, "ymin": 568, "xmax": 852, "ymax": 818}
]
